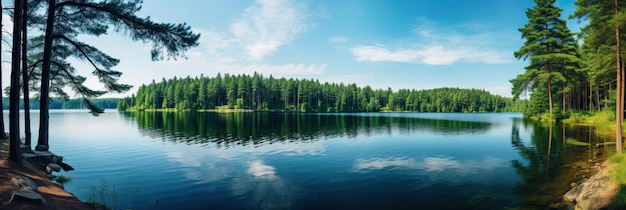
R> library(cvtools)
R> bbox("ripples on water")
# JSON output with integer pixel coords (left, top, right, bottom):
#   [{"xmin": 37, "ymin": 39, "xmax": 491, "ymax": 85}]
[{"xmin": 5, "ymin": 110, "xmax": 610, "ymax": 209}]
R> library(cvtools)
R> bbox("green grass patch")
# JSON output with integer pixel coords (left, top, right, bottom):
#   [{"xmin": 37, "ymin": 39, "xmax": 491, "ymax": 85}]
[
  {"xmin": 564, "ymin": 137, "xmax": 591, "ymax": 146},
  {"xmin": 610, "ymin": 154, "xmax": 626, "ymax": 208},
  {"xmin": 610, "ymin": 154, "xmax": 626, "ymax": 185},
  {"xmin": 55, "ymin": 175, "xmax": 72, "ymax": 184}
]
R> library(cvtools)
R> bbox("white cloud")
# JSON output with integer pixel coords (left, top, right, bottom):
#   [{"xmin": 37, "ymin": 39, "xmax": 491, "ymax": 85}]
[
  {"xmin": 230, "ymin": 0, "xmax": 311, "ymax": 61},
  {"xmin": 349, "ymin": 21, "xmax": 512, "ymax": 65},
  {"xmin": 330, "ymin": 36, "xmax": 348, "ymax": 43},
  {"xmin": 350, "ymin": 46, "xmax": 418, "ymax": 63}
]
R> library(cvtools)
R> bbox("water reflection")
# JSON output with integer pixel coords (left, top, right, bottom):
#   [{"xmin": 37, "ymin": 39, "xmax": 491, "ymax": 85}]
[
  {"xmin": 510, "ymin": 118, "xmax": 611, "ymax": 208},
  {"xmin": 123, "ymin": 112, "xmax": 493, "ymax": 146}
]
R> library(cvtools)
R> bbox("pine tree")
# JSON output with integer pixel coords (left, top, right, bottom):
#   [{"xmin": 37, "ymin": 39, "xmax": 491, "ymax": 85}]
[
  {"xmin": 31, "ymin": 0, "xmax": 199, "ymax": 151},
  {"xmin": 8, "ymin": 0, "xmax": 24, "ymax": 163},
  {"xmin": 512, "ymin": 0, "xmax": 579, "ymax": 119}
]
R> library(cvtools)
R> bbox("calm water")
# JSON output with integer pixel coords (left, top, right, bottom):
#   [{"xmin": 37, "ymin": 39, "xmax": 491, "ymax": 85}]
[{"xmin": 6, "ymin": 110, "xmax": 612, "ymax": 209}]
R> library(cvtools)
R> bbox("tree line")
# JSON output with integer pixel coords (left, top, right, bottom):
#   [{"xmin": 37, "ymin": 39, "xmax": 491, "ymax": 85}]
[
  {"xmin": 1, "ymin": 98, "xmax": 118, "ymax": 110},
  {"xmin": 512, "ymin": 0, "xmax": 626, "ymax": 153},
  {"xmin": 118, "ymin": 73, "xmax": 527, "ymax": 113}
]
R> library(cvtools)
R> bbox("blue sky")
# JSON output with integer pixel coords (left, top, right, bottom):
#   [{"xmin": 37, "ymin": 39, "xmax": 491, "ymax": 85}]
[{"xmin": 3, "ymin": 0, "xmax": 583, "ymax": 98}]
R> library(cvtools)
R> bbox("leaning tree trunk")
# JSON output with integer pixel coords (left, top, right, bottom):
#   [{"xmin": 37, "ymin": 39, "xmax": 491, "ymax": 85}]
[
  {"xmin": 8, "ymin": 0, "xmax": 24, "ymax": 163},
  {"xmin": 22, "ymin": 0, "xmax": 31, "ymax": 146},
  {"xmin": 0, "ymin": 1, "xmax": 7, "ymax": 140},
  {"xmin": 37, "ymin": 0, "xmax": 56, "ymax": 151}
]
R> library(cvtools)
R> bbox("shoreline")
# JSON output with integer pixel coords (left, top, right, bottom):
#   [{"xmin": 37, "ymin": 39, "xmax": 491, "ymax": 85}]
[{"xmin": 0, "ymin": 138, "xmax": 94, "ymax": 209}]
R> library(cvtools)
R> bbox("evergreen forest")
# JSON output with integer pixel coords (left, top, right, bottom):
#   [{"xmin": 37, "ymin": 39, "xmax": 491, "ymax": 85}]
[
  {"xmin": 1, "ymin": 98, "xmax": 118, "ymax": 110},
  {"xmin": 118, "ymin": 73, "xmax": 527, "ymax": 113}
]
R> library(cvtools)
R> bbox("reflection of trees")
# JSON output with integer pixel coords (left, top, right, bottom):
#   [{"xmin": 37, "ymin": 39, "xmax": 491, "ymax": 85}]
[
  {"xmin": 510, "ymin": 118, "xmax": 609, "ymax": 208},
  {"xmin": 121, "ymin": 112, "xmax": 492, "ymax": 146}
]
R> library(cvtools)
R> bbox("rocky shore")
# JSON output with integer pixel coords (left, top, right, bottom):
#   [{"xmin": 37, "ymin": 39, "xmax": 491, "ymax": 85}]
[
  {"xmin": 0, "ymin": 138, "xmax": 93, "ymax": 210},
  {"xmin": 564, "ymin": 161, "xmax": 618, "ymax": 210}
]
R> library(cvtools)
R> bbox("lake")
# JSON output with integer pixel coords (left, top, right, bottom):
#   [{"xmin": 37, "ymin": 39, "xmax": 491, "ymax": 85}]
[{"xmin": 7, "ymin": 110, "xmax": 613, "ymax": 209}]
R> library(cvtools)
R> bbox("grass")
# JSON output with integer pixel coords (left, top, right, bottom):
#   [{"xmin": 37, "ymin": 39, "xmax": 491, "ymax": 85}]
[
  {"xmin": 86, "ymin": 179, "xmax": 118, "ymax": 210},
  {"xmin": 609, "ymin": 154, "xmax": 626, "ymax": 208},
  {"xmin": 55, "ymin": 175, "xmax": 73, "ymax": 184}
]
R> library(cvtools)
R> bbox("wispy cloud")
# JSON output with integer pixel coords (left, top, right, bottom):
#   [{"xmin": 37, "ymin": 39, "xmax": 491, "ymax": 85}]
[
  {"xmin": 231, "ymin": 0, "xmax": 311, "ymax": 61},
  {"xmin": 330, "ymin": 36, "xmax": 348, "ymax": 43},
  {"xmin": 349, "ymin": 21, "xmax": 512, "ymax": 65}
]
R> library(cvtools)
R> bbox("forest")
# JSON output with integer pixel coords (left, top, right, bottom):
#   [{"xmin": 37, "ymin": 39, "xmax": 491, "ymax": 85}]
[
  {"xmin": 1, "ymin": 98, "xmax": 118, "ymax": 110},
  {"xmin": 510, "ymin": 0, "xmax": 625, "ymax": 119},
  {"xmin": 118, "ymin": 73, "xmax": 527, "ymax": 113}
]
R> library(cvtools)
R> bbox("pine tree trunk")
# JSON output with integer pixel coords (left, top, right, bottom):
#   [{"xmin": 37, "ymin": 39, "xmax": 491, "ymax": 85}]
[
  {"xmin": 615, "ymin": 0, "xmax": 623, "ymax": 154},
  {"xmin": 22, "ymin": 1, "xmax": 31, "ymax": 146},
  {"xmin": 547, "ymin": 61, "xmax": 553, "ymax": 118},
  {"xmin": 9, "ymin": 0, "xmax": 24, "ymax": 163},
  {"xmin": 0, "ymin": 1, "xmax": 7, "ymax": 140},
  {"xmin": 37, "ymin": 0, "xmax": 56, "ymax": 151}
]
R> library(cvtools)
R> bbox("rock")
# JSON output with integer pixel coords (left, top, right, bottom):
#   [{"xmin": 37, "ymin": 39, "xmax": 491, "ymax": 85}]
[
  {"xmin": 570, "ymin": 182, "xmax": 578, "ymax": 188},
  {"xmin": 51, "ymin": 155, "xmax": 63, "ymax": 163},
  {"xmin": 58, "ymin": 162, "xmax": 75, "ymax": 171},
  {"xmin": 51, "ymin": 180, "xmax": 63, "ymax": 188},
  {"xmin": 564, "ymin": 169, "xmax": 613, "ymax": 210},
  {"xmin": 12, "ymin": 176, "xmax": 37, "ymax": 191},
  {"xmin": 35, "ymin": 145, "xmax": 48, "ymax": 151},
  {"xmin": 8, "ymin": 189, "xmax": 47, "ymax": 205},
  {"xmin": 47, "ymin": 163, "xmax": 62, "ymax": 173},
  {"xmin": 8, "ymin": 176, "xmax": 47, "ymax": 205}
]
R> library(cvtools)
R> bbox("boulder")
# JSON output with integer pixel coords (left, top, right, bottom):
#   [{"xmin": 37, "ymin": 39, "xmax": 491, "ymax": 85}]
[
  {"xmin": 12, "ymin": 176, "xmax": 37, "ymax": 191},
  {"xmin": 8, "ymin": 176, "xmax": 47, "ymax": 205},
  {"xmin": 8, "ymin": 189, "xmax": 47, "ymax": 205},
  {"xmin": 47, "ymin": 163, "xmax": 62, "ymax": 173},
  {"xmin": 564, "ymin": 169, "xmax": 614, "ymax": 210}
]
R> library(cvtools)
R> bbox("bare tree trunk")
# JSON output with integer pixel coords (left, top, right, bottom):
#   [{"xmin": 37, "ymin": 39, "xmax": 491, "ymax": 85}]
[
  {"xmin": 562, "ymin": 88, "xmax": 566, "ymax": 114},
  {"xmin": 547, "ymin": 61, "xmax": 553, "ymax": 118},
  {"xmin": 9, "ymin": 0, "xmax": 24, "ymax": 163},
  {"xmin": 22, "ymin": 0, "xmax": 31, "ymax": 146},
  {"xmin": 37, "ymin": 0, "xmax": 56, "ymax": 151},
  {"xmin": 0, "ymin": 1, "xmax": 7, "ymax": 140},
  {"xmin": 597, "ymin": 86, "xmax": 601, "ymax": 111}
]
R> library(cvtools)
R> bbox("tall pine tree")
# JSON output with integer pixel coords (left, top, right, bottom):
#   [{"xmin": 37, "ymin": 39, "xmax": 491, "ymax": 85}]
[{"xmin": 512, "ymin": 0, "xmax": 579, "ymax": 119}]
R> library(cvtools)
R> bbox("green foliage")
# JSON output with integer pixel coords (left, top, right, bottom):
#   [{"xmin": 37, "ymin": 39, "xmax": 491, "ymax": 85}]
[
  {"xmin": 512, "ymin": 0, "xmax": 582, "ymax": 116},
  {"xmin": 55, "ymin": 175, "xmax": 72, "ymax": 184},
  {"xmin": 123, "ymin": 73, "xmax": 526, "ymax": 113}
]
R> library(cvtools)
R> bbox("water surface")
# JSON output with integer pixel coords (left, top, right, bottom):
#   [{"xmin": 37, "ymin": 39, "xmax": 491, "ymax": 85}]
[{"xmin": 7, "ymin": 110, "xmax": 611, "ymax": 209}]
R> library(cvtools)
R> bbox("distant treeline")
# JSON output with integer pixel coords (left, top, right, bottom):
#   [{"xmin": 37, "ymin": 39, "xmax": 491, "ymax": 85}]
[
  {"xmin": 2, "ymin": 98, "xmax": 119, "ymax": 110},
  {"xmin": 119, "ymin": 73, "xmax": 527, "ymax": 113}
]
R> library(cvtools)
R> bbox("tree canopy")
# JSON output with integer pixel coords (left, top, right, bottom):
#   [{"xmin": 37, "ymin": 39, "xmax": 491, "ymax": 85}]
[{"xmin": 120, "ymin": 73, "xmax": 527, "ymax": 113}]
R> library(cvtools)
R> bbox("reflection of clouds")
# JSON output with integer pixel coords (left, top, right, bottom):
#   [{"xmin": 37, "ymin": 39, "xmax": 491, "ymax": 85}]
[
  {"xmin": 166, "ymin": 151, "xmax": 230, "ymax": 183},
  {"xmin": 167, "ymin": 151, "xmax": 201, "ymax": 167},
  {"xmin": 247, "ymin": 160, "xmax": 277, "ymax": 178},
  {"xmin": 353, "ymin": 156, "xmax": 506, "ymax": 173},
  {"xmin": 166, "ymin": 147, "xmax": 302, "ymax": 209},
  {"xmin": 423, "ymin": 157, "xmax": 460, "ymax": 172},
  {"xmin": 232, "ymin": 160, "xmax": 299, "ymax": 210},
  {"xmin": 353, "ymin": 157, "xmax": 417, "ymax": 170}
]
